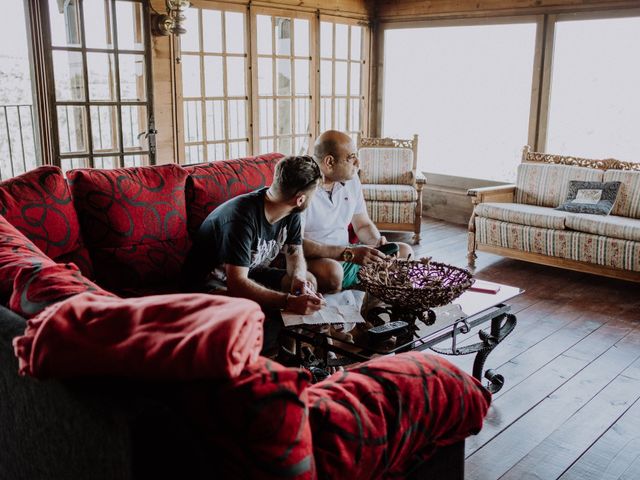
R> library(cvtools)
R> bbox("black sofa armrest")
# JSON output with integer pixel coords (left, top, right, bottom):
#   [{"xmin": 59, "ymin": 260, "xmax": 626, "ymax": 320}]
[{"xmin": 0, "ymin": 305, "xmax": 133, "ymax": 480}]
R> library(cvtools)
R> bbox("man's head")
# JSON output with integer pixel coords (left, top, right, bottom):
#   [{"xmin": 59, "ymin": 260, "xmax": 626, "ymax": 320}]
[
  {"xmin": 313, "ymin": 130, "xmax": 359, "ymax": 183},
  {"xmin": 271, "ymin": 155, "xmax": 322, "ymax": 212}
]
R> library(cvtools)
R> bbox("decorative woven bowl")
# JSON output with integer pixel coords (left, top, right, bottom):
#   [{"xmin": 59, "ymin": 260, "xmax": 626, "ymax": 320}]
[{"xmin": 358, "ymin": 258, "xmax": 473, "ymax": 312}]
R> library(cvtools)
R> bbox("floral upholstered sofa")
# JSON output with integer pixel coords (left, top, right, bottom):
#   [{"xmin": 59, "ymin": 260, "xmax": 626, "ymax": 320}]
[
  {"xmin": 468, "ymin": 146, "xmax": 640, "ymax": 283},
  {"xmin": 0, "ymin": 156, "xmax": 491, "ymax": 479}
]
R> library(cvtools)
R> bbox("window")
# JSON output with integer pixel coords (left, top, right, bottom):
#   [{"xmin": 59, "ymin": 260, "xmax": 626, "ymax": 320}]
[
  {"xmin": 253, "ymin": 10, "xmax": 314, "ymax": 156},
  {"xmin": 319, "ymin": 18, "xmax": 367, "ymax": 143},
  {"xmin": 46, "ymin": 0, "xmax": 153, "ymax": 170},
  {"xmin": 545, "ymin": 14, "xmax": 640, "ymax": 161},
  {"xmin": 0, "ymin": 2, "xmax": 39, "ymax": 180},
  {"xmin": 180, "ymin": 6, "xmax": 249, "ymax": 163},
  {"xmin": 382, "ymin": 20, "xmax": 537, "ymax": 182}
]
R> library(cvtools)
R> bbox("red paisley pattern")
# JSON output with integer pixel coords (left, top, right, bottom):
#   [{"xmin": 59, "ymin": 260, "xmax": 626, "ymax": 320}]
[
  {"xmin": 0, "ymin": 215, "xmax": 53, "ymax": 304},
  {"xmin": 308, "ymin": 352, "xmax": 491, "ymax": 478},
  {"xmin": 182, "ymin": 353, "xmax": 490, "ymax": 479},
  {"xmin": 67, "ymin": 164, "xmax": 190, "ymax": 293},
  {"xmin": 184, "ymin": 153, "xmax": 283, "ymax": 233},
  {"xmin": 9, "ymin": 262, "xmax": 115, "ymax": 318},
  {"xmin": 0, "ymin": 166, "xmax": 93, "ymax": 278}
]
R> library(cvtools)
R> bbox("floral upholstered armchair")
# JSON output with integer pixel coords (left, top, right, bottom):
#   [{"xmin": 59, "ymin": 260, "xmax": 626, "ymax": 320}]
[{"xmin": 357, "ymin": 135, "xmax": 425, "ymax": 243}]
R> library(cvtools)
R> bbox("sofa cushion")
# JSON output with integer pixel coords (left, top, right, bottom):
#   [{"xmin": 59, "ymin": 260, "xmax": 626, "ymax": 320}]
[
  {"xmin": 362, "ymin": 184, "xmax": 418, "ymax": 202},
  {"xmin": 555, "ymin": 180, "xmax": 621, "ymax": 215},
  {"xmin": 565, "ymin": 214, "xmax": 640, "ymax": 242},
  {"xmin": 603, "ymin": 169, "xmax": 640, "ymax": 219},
  {"xmin": 0, "ymin": 215, "xmax": 55, "ymax": 304},
  {"xmin": 358, "ymin": 147, "xmax": 414, "ymax": 185},
  {"xmin": 67, "ymin": 165, "xmax": 190, "ymax": 292},
  {"xmin": 184, "ymin": 153, "xmax": 283, "ymax": 234},
  {"xmin": 515, "ymin": 163, "xmax": 603, "ymax": 208},
  {"xmin": 9, "ymin": 263, "xmax": 115, "ymax": 319},
  {"xmin": 366, "ymin": 200, "xmax": 416, "ymax": 224},
  {"xmin": 475, "ymin": 217, "xmax": 640, "ymax": 272},
  {"xmin": 0, "ymin": 166, "xmax": 93, "ymax": 277},
  {"xmin": 475, "ymin": 202, "xmax": 569, "ymax": 230}
]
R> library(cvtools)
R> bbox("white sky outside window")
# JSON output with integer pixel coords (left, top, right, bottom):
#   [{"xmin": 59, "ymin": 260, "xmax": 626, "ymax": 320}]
[
  {"xmin": 546, "ymin": 16, "xmax": 640, "ymax": 161},
  {"xmin": 383, "ymin": 23, "xmax": 536, "ymax": 182}
]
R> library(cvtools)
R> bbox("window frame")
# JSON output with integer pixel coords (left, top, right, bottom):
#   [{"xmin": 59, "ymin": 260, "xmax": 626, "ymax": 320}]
[
  {"xmin": 318, "ymin": 14, "xmax": 370, "ymax": 142},
  {"xmin": 177, "ymin": 0, "xmax": 252, "ymax": 164},
  {"xmin": 377, "ymin": 8, "xmax": 640, "ymax": 181},
  {"xmin": 249, "ymin": 5, "xmax": 318, "ymax": 156},
  {"xmin": 378, "ymin": 15, "xmax": 541, "ymax": 181},
  {"xmin": 41, "ymin": 0, "xmax": 155, "ymax": 170},
  {"xmin": 536, "ymin": 8, "xmax": 640, "ymax": 154}
]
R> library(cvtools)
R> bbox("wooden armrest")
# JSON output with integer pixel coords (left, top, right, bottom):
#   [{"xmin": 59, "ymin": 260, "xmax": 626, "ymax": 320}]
[{"xmin": 467, "ymin": 184, "xmax": 516, "ymax": 204}]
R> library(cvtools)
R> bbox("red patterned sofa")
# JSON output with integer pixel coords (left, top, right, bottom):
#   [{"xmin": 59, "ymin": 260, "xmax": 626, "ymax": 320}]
[{"xmin": 0, "ymin": 156, "xmax": 490, "ymax": 479}]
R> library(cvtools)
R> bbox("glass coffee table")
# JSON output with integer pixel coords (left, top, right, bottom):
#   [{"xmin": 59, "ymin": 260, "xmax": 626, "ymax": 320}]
[{"xmin": 281, "ymin": 282, "xmax": 522, "ymax": 393}]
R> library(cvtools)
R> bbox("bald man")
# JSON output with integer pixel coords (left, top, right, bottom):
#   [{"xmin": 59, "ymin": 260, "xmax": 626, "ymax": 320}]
[{"xmin": 302, "ymin": 130, "xmax": 413, "ymax": 293}]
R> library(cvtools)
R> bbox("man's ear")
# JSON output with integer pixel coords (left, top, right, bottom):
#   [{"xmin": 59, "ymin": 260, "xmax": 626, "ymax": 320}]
[
  {"xmin": 295, "ymin": 193, "xmax": 306, "ymax": 208},
  {"xmin": 324, "ymin": 155, "xmax": 335, "ymax": 169}
]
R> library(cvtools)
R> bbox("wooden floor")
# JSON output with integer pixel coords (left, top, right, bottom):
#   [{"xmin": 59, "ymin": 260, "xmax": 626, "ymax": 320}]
[{"xmin": 385, "ymin": 217, "xmax": 640, "ymax": 480}]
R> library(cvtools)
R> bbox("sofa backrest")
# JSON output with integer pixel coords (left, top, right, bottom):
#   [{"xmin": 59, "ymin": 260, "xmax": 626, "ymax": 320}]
[
  {"xmin": 603, "ymin": 169, "xmax": 640, "ymax": 219},
  {"xmin": 0, "ymin": 166, "xmax": 93, "ymax": 278},
  {"xmin": 1, "ymin": 155, "xmax": 282, "ymax": 297},
  {"xmin": 515, "ymin": 163, "xmax": 604, "ymax": 207},
  {"xmin": 183, "ymin": 153, "xmax": 283, "ymax": 235}
]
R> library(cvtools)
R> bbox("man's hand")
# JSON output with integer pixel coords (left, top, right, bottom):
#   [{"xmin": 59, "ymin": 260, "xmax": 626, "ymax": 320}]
[
  {"xmin": 352, "ymin": 245, "xmax": 386, "ymax": 265},
  {"xmin": 375, "ymin": 236, "xmax": 388, "ymax": 247},
  {"xmin": 290, "ymin": 276, "xmax": 309, "ymax": 295},
  {"xmin": 284, "ymin": 292, "xmax": 325, "ymax": 315}
]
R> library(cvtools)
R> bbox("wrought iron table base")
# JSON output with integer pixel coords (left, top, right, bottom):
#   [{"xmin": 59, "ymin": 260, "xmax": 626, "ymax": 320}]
[{"xmin": 282, "ymin": 304, "xmax": 517, "ymax": 393}]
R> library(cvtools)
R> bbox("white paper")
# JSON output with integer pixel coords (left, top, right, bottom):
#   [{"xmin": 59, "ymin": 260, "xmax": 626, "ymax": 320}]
[{"xmin": 281, "ymin": 290, "xmax": 366, "ymax": 327}]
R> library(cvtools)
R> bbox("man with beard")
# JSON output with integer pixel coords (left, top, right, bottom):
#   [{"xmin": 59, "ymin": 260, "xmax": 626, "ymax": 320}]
[
  {"xmin": 183, "ymin": 155, "xmax": 324, "ymax": 315},
  {"xmin": 302, "ymin": 130, "xmax": 413, "ymax": 292}
]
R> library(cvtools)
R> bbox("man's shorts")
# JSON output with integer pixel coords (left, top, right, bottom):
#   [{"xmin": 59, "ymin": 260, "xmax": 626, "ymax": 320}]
[
  {"xmin": 342, "ymin": 261, "xmax": 361, "ymax": 290},
  {"xmin": 249, "ymin": 267, "xmax": 287, "ymax": 291}
]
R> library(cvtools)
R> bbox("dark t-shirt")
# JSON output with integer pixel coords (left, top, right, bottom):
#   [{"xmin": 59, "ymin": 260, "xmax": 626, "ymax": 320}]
[{"xmin": 183, "ymin": 188, "xmax": 302, "ymax": 285}]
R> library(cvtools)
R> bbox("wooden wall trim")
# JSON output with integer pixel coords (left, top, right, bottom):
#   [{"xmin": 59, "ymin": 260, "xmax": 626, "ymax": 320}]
[
  {"xmin": 375, "ymin": 0, "xmax": 640, "ymax": 21},
  {"xmin": 194, "ymin": 0, "xmax": 373, "ymax": 18}
]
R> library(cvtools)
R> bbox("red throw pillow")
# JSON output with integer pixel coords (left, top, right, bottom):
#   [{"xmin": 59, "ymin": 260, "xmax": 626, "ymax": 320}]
[
  {"xmin": 9, "ymin": 263, "xmax": 115, "ymax": 318},
  {"xmin": 184, "ymin": 153, "xmax": 283, "ymax": 234},
  {"xmin": 0, "ymin": 166, "xmax": 93, "ymax": 277},
  {"xmin": 67, "ymin": 164, "xmax": 190, "ymax": 292},
  {"xmin": 180, "ymin": 357, "xmax": 315, "ymax": 479},
  {"xmin": 307, "ymin": 352, "xmax": 492, "ymax": 478},
  {"xmin": 0, "ymin": 214, "xmax": 54, "ymax": 304}
]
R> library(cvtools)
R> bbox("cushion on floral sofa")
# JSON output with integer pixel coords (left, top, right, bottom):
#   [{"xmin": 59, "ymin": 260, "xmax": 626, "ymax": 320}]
[
  {"xmin": 0, "ymin": 166, "xmax": 93, "ymax": 277},
  {"xmin": 475, "ymin": 202, "xmax": 569, "ymax": 230},
  {"xmin": 603, "ymin": 169, "xmax": 640, "ymax": 219},
  {"xmin": 515, "ymin": 163, "xmax": 604, "ymax": 207}
]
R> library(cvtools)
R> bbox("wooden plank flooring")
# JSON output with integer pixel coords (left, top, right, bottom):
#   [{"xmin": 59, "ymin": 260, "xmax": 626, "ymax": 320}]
[{"xmin": 384, "ymin": 217, "xmax": 640, "ymax": 480}]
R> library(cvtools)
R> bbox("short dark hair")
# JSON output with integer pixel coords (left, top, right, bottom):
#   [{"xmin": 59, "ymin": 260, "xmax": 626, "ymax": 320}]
[{"xmin": 272, "ymin": 155, "xmax": 321, "ymax": 199}]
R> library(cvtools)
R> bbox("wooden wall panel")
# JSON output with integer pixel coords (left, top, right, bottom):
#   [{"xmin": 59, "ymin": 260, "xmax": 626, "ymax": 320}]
[
  {"xmin": 376, "ymin": 0, "xmax": 640, "ymax": 20},
  {"xmin": 150, "ymin": 0, "xmax": 177, "ymax": 165}
]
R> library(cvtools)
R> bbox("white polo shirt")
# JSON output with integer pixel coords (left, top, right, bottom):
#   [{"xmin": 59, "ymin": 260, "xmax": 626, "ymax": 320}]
[{"xmin": 302, "ymin": 175, "xmax": 367, "ymax": 245}]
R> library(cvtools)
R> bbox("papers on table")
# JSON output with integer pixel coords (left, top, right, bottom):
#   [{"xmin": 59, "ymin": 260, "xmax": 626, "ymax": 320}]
[{"xmin": 282, "ymin": 290, "xmax": 366, "ymax": 327}]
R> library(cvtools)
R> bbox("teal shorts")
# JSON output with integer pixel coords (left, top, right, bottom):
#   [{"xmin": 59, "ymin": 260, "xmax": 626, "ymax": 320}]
[
  {"xmin": 341, "ymin": 243, "xmax": 363, "ymax": 289},
  {"xmin": 342, "ymin": 261, "xmax": 361, "ymax": 289}
]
